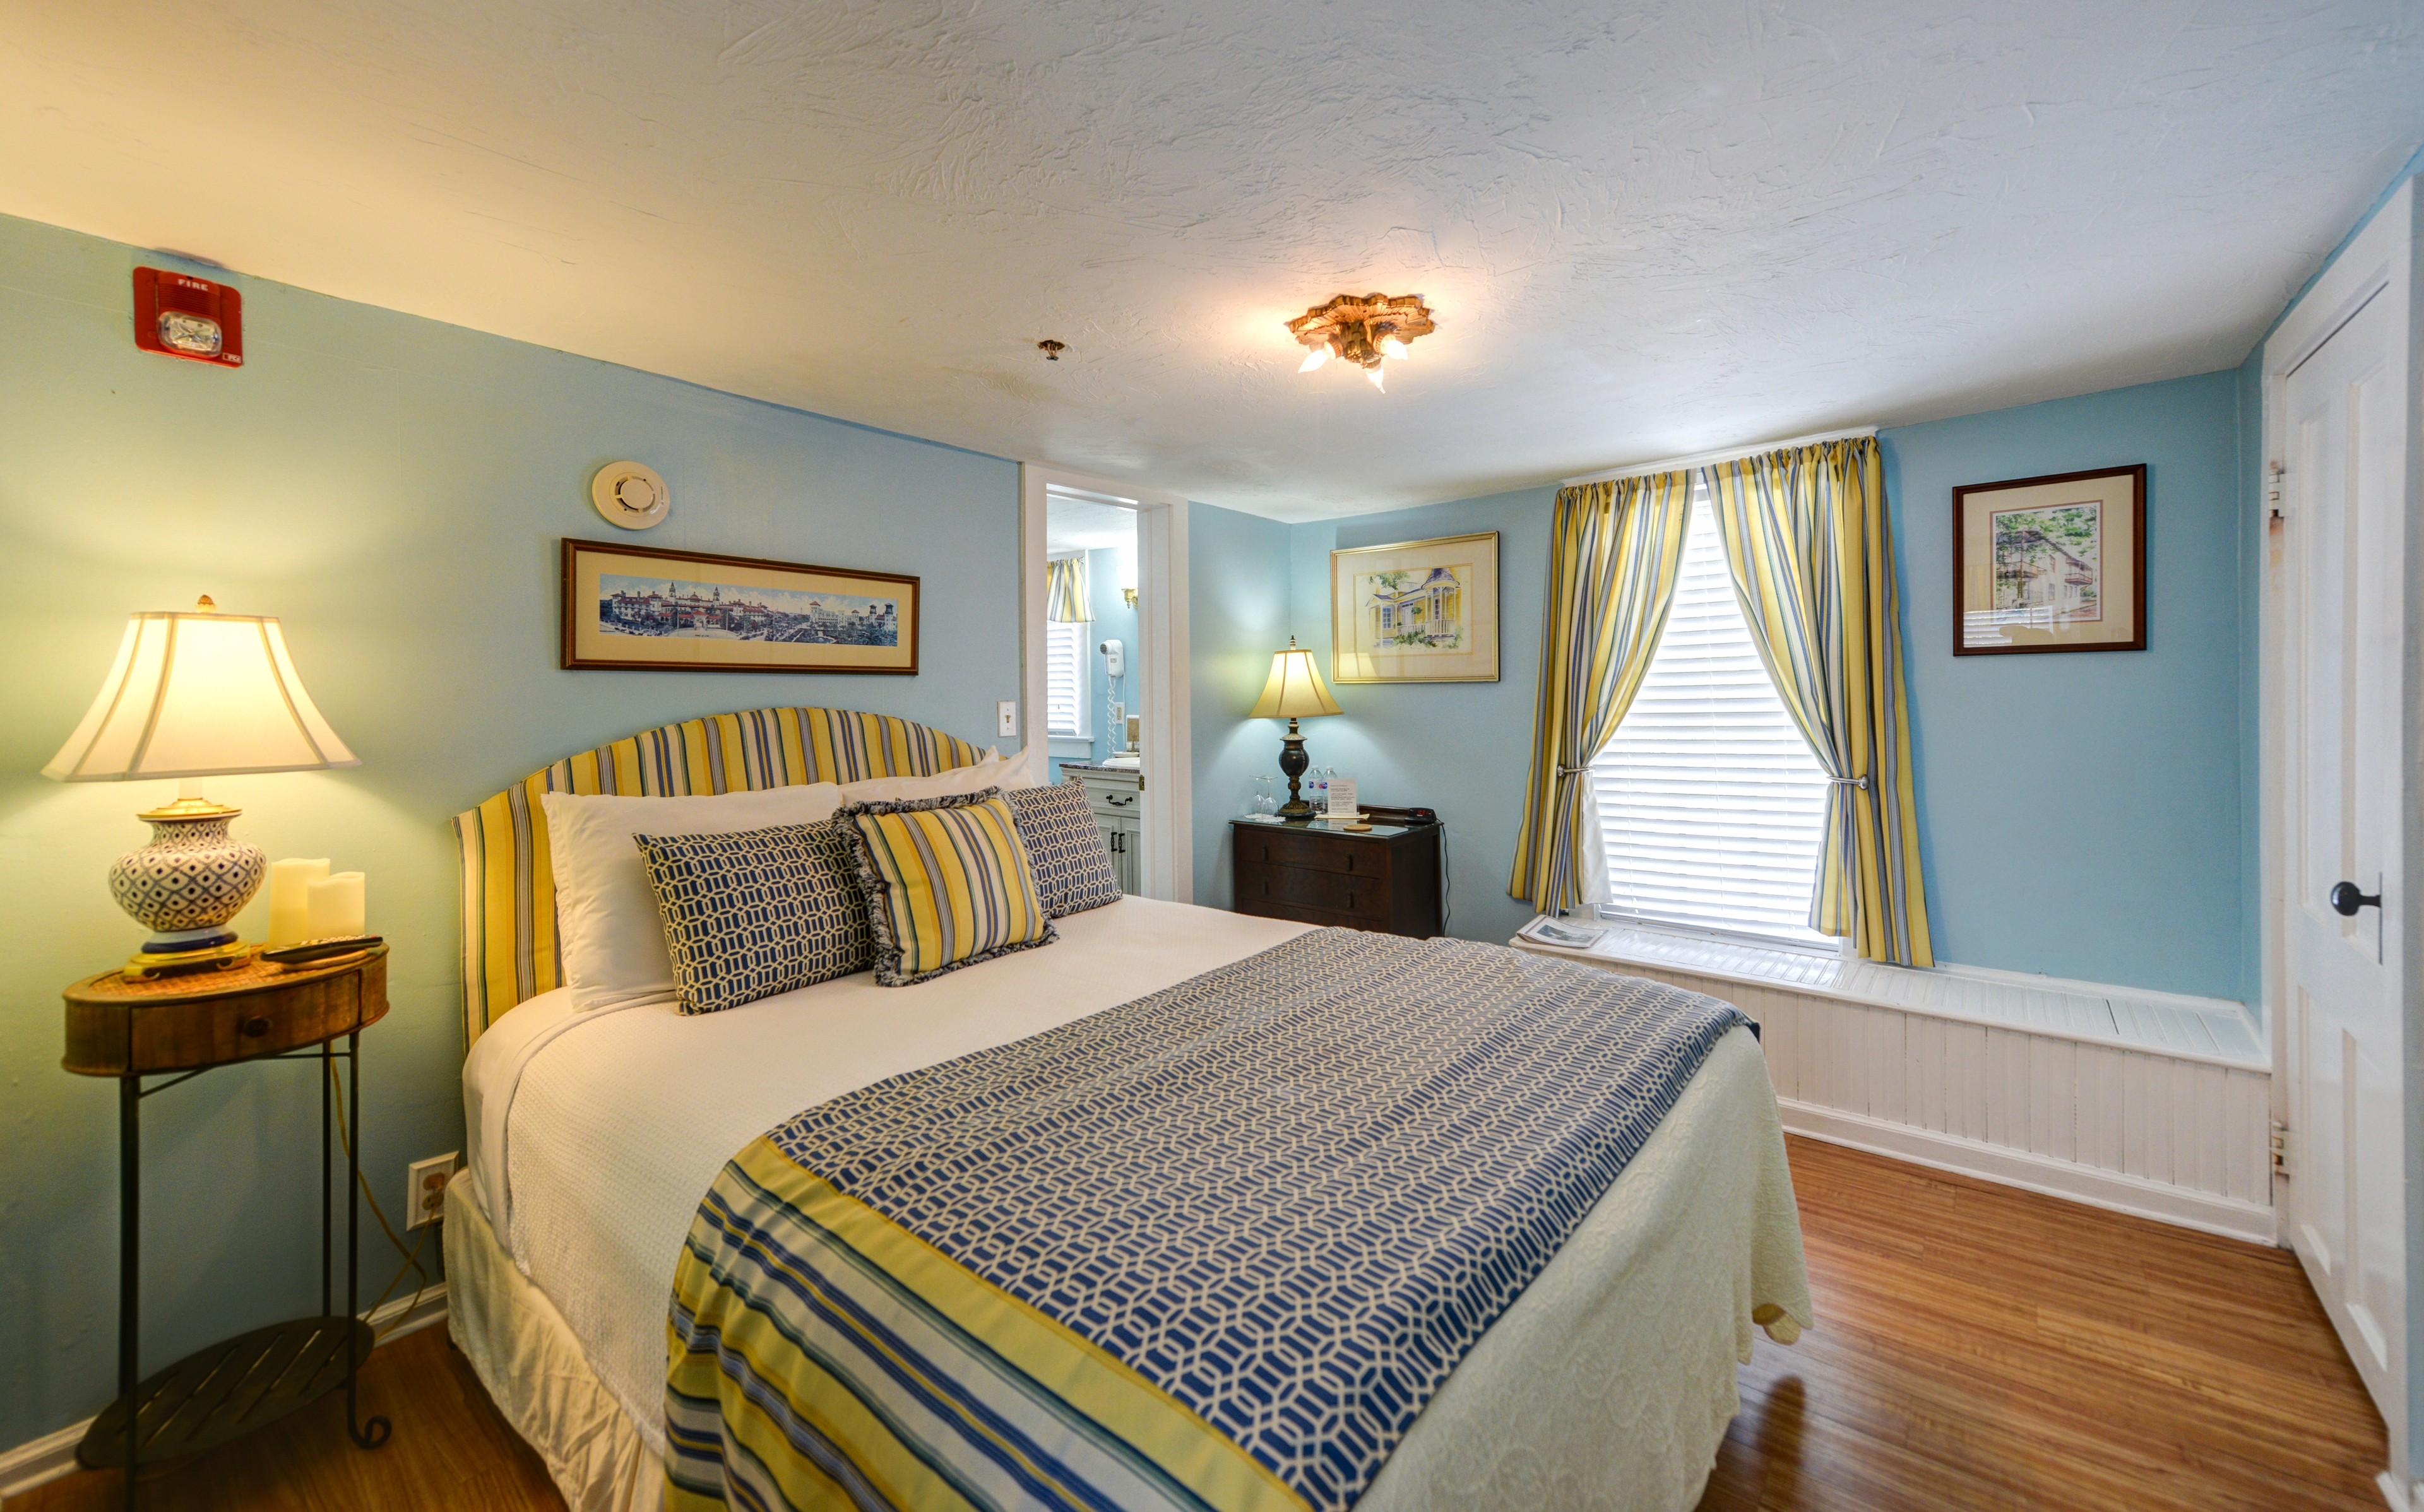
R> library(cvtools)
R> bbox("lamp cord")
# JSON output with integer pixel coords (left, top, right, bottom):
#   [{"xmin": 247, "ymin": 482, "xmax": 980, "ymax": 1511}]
[
  {"xmin": 1439, "ymin": 822, "xmax": 1452, "ymax": 936},
  {"xmin": 324, "ymin": 1056, "xmax": 435, "ymax": 1342}
]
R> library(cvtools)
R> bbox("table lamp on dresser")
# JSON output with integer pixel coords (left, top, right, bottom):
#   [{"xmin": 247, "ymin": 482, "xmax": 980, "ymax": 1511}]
[
  {"xmin": 1248, "ymin": 637, "xmax": 1342, "ymax": 819},
  {"xmin": 42, "ymin": 596, "xmax": 359, "ymax": 977}
]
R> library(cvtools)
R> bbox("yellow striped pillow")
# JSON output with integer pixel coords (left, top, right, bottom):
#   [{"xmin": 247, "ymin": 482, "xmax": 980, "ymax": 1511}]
[{"xmin": 843, "ymin": 790, "xmax": 1056, "ymax": 986}]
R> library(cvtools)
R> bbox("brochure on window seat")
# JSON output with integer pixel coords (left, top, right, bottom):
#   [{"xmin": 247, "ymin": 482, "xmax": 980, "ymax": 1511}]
[{"xmin": 1519, "ymin": 916, "xmax": 1608, "ymax": 951}]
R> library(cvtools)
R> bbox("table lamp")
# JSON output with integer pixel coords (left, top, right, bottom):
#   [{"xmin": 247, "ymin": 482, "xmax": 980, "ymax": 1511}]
[
  {"xmin": 42, "ymin": 597, "xmax": 359, "ymax": 977},
  {"xmin": 1248, "ymin": 637, "xmax": 1341, "ymax": 818}
]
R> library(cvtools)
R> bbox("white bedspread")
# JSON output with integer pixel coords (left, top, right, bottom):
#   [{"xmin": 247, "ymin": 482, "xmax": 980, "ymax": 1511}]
[{"xmin": 462, "ymin": 896, "xmax": 1810, "ymax": 1510}]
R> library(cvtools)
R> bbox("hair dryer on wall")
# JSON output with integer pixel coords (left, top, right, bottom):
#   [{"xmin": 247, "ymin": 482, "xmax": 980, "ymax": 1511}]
[{"xmin": 1098, "ymin": 639, "xmax": 1125, "ymax": 676}]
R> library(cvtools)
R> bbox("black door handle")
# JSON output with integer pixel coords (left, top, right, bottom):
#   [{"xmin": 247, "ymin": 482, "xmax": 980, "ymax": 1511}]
[{"xmin": 2330, "ymin": 880, "xmax": 2382, "ymax": 916}]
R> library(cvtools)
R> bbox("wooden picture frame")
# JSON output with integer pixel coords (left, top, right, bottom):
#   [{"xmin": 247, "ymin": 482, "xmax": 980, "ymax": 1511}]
[
  {"xmin": 1329, "ymin": 531, "xmax": 1500, "ymax": 683},
  {"xmin": 561, "ymin": 538, "xmax": 920, "ymax": 674},
  {"xmin": 1952, "ymin": 465, "xmax": 2146, "ymax": 656}
]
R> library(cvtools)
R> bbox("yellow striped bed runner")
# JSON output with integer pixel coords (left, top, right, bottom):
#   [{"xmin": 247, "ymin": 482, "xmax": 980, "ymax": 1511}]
[{"xmin": 667, "ymin": 930, "xmax": 1757, "ymax": 1511}]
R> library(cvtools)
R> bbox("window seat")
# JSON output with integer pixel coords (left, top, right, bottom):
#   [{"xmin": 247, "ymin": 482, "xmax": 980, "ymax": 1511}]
[
  {"xmin": 1512, "ymin": 917, "xmax": 2274, "ymax": 1243},
  {"xmin": 1514, "ymin": 918, "xmax": 2264, "ymax": 1069}
]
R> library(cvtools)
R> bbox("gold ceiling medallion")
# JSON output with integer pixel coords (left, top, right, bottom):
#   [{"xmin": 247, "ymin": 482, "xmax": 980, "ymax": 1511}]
[{"xmin": 1288, "ymin": 293, "xmax": 1434, "ymax": 391}]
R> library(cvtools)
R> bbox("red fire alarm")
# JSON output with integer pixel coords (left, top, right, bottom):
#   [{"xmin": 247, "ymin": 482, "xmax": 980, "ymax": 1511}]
[{"xmin": 133, "ymin": 268, "xmax": 243, "ymax": 368}]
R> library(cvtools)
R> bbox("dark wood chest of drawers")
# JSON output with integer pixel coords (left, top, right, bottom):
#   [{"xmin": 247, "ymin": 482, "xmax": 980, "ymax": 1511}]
[{"xmin": 1229, "ymin": 819, "xmax": 1442, "ymax": 938}]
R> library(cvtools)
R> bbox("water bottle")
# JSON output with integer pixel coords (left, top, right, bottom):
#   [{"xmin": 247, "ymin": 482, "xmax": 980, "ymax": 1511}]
[{"xmin": 1309, "ymin": 766, "xmax": 1329, "ymax": 810}]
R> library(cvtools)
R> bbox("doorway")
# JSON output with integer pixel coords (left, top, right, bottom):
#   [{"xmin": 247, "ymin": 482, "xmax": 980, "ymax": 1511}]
[
  {"xmin": 2263, "ymin": 175, "xmax": 2415, "ymax": 1497},
  {"xmin": 1019, "ymin": 465, "xmax": 1192, "ymax": 902}
]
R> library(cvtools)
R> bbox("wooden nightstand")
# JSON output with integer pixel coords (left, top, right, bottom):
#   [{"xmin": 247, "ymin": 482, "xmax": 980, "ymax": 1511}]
[
  {"xmin": 62, "ymin": 945, "xmax": 393, "ymax": 1508},
  {"xmin": 1230, "ymin": 819, "xmax": 1442, "ymax": 937}
]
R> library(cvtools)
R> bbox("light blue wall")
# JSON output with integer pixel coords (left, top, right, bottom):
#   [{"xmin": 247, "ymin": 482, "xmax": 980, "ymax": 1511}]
[
  {"xmin": 1086, "ymin": 546, "xmax": 1140, "ymax": 764},
  {"xmin": 1879, "ymin": 370, "xmax": 2249, "ymax": 1002},
  {"xmin": 1190, "ymin": 379, "xmax": 2255, "ymax": 998},
  {"xmin": 1187, "ymin": 502, "xmax": 1293, "ymax": 909},
  {"xmin": 1281, "ymin": 492, "xmax": 1554, "ymax": 947},
  {"xmin": 2235, "ymin": 348, "xmax": 2264, "ymax": 1012},
  {"xmin": 0, "ymin": 211, "xmax": 1019, "ymax": 1450}
]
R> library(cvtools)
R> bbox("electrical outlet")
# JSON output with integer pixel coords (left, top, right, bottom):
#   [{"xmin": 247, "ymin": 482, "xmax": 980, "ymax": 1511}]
[
  {"xmin": 407, "ymin": 1152, "xmax": 460, "ymax": 1230},
  {"xmin": 997, "ymin": 700, "xmax": 1017, "ymax": 737}
]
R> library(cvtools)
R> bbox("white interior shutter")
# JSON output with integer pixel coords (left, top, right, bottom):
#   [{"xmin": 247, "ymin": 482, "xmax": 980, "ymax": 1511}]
[
  {"xmin": 1589, "ymin": 479, "xmax": 1831, "ymax": 943},
  {"xmin": 1046, "ymin": 618, "xmax": 1085, "ymax": 737}
]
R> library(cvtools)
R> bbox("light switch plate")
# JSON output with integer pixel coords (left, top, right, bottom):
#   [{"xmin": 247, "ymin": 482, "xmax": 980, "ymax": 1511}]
[{"xmin": 997, "ymin": 700, "xmax": 1016, "ymax": 737}]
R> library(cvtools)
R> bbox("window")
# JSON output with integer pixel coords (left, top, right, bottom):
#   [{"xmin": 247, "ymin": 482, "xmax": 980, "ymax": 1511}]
[
  {"xmin": 1045, "ymin": 615, "xmax": 1087, "ymax": 737},
  {"xmin": 1589, "ymin": 478, "xmax": 1831, "ymax": 943}
]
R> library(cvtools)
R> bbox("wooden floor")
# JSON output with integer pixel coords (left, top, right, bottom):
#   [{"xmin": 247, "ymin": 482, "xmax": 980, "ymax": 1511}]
[
  {"xmin": 13, "ymin": 1320, "xmax": 562, "ymax": 1512},
  {"xmin": 18, "ymin": 1137, "xmax": 2385, "ymax": 1512},
  {"xmin": 1696, "ymin": 1138, "xmax": 2387, "ymax": 1512}
]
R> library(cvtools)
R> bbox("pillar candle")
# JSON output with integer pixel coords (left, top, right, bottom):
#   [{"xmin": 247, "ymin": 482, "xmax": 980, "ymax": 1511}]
[
  {"xmin": 267, "ymin": 857, "xmax": 330, "ymax": 946},
  {"xmin": 306, "ymin": 871, "xmax": 366, "ymax": 939}
]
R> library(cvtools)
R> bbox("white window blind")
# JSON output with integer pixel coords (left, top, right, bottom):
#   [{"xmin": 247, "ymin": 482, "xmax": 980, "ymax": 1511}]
[
  {"xmin": 1590, "ymin": 480, "xmax": 1831, "ymax": 943},
  {"xmin": 1045, "ymin": 617, "xmax": 1086, "ymax": 737}
]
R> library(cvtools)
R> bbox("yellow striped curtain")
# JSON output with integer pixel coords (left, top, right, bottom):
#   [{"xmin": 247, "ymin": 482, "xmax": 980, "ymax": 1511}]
[
  {"xmin": 1509, "ymin": 470, "xmax": 1695, "ymax": 912},
  {"xmin": 1046, "ymin": 555, "xmax": 1090, "ymax": 622},
  {"xmin": 1706, "ymin": 437, "xmax": 1933, "ymax": 966}
]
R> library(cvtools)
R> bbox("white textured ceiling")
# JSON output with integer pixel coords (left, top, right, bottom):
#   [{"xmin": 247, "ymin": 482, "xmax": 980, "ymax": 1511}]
[
  {"xmin": 1047, "ymin": 495, "xmax": 1139, "ymax": 555},
  {"xmin": 4, "ymin": 3, "xmax": 2420, "ymax": 520}
]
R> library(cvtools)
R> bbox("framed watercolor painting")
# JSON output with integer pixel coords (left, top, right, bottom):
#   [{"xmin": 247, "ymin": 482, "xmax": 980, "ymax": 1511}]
[
  {"xmin": 1952, "ymin": 464, "xmax": 2146, "ymax": 656},
  {"xmin": 1328, "ymin": 531, "xmax": 1499, "ymax": 683},
  {"xmin": 561, "ymin": 538, "xmax": 919, "ymax": 673}
]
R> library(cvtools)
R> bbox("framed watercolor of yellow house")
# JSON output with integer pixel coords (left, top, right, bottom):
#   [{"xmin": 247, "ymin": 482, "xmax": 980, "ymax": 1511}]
[{"xmin": 1329, "ymin": 531, "xmax": 1500, "ymax": 683}]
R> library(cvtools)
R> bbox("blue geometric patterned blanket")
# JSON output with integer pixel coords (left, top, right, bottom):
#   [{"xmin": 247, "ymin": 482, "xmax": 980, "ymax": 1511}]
[{"xmin": 667, "ymin": 928, "xmax": 1752, "ymax": 1512}]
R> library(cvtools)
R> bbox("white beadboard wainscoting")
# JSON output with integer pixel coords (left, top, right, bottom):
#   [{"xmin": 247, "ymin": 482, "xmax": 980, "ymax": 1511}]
[{"xmin": 1514, "ymin": 922, "xmax": 2275, "ymax": 1244}]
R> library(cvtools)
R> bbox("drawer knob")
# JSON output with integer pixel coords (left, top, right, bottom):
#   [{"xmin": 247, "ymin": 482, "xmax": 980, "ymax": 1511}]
[{"xmin": 239, "ymin": 1015, "xmax": 273, "ymax": 1038}]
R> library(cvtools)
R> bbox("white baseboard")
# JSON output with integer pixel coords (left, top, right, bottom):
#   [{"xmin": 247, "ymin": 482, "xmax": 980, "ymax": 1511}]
[
  {"xmin": 1779, "ymin": 1098, "xmax": 2278, "ymax": 1246},
  {"xmin": 2380, "ymin": 1470, "xmax": 2413, "ymax": 1511},
  {"xmin": 0, "ymin": 1283, "xmax": 448, "ymax": 1504}
]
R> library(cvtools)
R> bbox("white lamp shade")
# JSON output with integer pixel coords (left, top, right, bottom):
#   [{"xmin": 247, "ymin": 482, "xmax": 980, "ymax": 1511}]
[
  {"xmin": 44, "ymin": 609, "xmax": 359, "ymax": 782},
  {"xmin": 1248, "ymin": 641, "xmax": 1343, "ymax": 721}
]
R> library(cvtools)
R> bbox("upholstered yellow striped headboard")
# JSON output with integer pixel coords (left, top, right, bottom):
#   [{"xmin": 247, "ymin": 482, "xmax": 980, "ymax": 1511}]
[{"xmin": 451, "ymin": 706, "xmax": 985, "ymax": 1046}]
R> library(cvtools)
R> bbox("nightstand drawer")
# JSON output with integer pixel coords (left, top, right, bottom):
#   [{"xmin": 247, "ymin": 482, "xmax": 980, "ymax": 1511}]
[
  {"xmin": 1249, "ymin": 863, "xmax": 1392, "ymax": 921},
  {"xmin": 142, "ymin": 979, "xmax": 360, "ymax": 1069},
  {"xmin": 1235, "ymin": 896, "xmax": 1375, "ymax": 932},
  {"xmin": 1235, "ymin": 825, "xmax": 1376, "ymax": 877}
]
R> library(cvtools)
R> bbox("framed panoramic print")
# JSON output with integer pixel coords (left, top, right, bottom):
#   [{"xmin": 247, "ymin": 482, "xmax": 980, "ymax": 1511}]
[
  {"xmin": 561, "ymin": 538, "xmax": 919, "ymax": 673},
  {"xmin": 1952, "ymin": 464, "xmax": 2146, "ymax": 656},
  {"xmin": 1329, "ymin": 531, "xmax": 1500, "ymax": 683}
]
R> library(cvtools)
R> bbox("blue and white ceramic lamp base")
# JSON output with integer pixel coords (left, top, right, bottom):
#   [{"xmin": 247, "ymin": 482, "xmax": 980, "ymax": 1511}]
[{"xmin": 106, "ymin": 800, "xmax": 266, "ymax": 974}]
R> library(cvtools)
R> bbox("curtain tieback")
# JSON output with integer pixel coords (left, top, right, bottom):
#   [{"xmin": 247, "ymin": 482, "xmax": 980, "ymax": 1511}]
[{"xmin": 1829, "ymin": 776, "xmax": 1872, "ymax": 791}]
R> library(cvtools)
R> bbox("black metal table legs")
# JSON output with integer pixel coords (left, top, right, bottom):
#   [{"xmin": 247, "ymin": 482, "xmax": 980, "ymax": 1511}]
[
  {"xmin": 118, "ymin": 1075, "xmax": 138, "ymax": 1512},
  {"xmin": 104, "ymin": 1038, "xmax": 389, "ymax": 1508},
  {"xmin": 345, "ymin": 1029, "xmax": 390, "ymax": 1450}
]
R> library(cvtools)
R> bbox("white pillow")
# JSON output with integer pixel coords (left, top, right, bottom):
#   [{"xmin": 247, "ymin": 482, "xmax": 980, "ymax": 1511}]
[
  {"xmin": 992, "ymin": 743, "xmax": 1048, "ymax": 790},
  {"xmin": 836, "ymin": 747, "xmax": 1040, "ymax": 805},
  {"xmin": 542, "ymin": 784, "xmax": 842, "ymax": 1012}
]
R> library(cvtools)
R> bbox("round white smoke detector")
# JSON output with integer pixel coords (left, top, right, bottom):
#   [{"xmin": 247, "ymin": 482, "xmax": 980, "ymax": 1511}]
[{"xmin": 591, "ymin": 461, "xmax": 670, "ymax": 529}]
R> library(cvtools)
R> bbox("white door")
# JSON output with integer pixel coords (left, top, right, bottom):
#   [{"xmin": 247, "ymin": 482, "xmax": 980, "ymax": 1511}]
[{"xmin": 2275, "ymin": 205, "xmax": 2408, "ymax": 1479}]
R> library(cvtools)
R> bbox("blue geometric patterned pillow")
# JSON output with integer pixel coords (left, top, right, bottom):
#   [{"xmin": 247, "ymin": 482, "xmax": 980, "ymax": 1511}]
[
  {"xmin": 633, "ymin": 820, "xmax": 872, "ymax": 1014},
  {"xmin": 1004, "ymin": 781, "xmax": 1124, "ymax": 917}
]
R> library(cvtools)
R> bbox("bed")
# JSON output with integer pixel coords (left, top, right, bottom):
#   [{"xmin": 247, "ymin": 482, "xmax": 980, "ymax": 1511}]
[{"xmin": 444, "ymin": 707, "xmax": 1812, "ymax": 1512}]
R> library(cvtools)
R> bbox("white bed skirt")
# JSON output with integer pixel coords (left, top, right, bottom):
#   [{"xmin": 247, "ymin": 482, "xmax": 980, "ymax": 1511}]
[
  {"xmin": 446, "ymin": 1172, "xmax": 663, "ymax": 1512},
  {"xmin": 445, "ymin": 1026, "xmax": 1809, "ymax": 1512}
]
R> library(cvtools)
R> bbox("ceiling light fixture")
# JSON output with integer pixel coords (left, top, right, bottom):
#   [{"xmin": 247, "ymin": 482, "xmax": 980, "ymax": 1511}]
[{"xmin": 1287, "ymin": 293, "xmax": 1434, "ymax": 393}]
